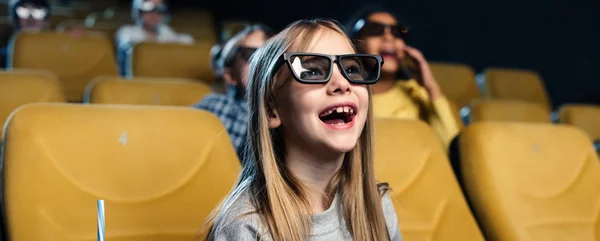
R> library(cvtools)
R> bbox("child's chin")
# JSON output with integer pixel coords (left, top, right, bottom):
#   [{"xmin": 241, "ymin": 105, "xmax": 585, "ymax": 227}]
[{"xmin": 327, "ymin": 142, "xmax": 358, "ymax": 154}]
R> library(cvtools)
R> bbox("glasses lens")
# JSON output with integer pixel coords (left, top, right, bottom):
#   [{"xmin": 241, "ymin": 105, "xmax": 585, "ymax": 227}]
[
  {"xmin": 237, "ymin": 47, "xmax": 257, "ymax": 62},
  {"xmin": 361, "ymin": 22, "xmax": 386, "ymax": 37},
  {"xmin": 362, "ymin": 22, "xmax": 408, "ymax": 40},
  {"xmin": 31, "ymin": 8, "xmax": 47, "ymax": 20},
  {"xmin": 340, "ymin": 56, "xmax": 380, "ymax": 82},
  {"xmin": 289, "ymin": 55, "xmax": 331, "ymax": 82},
  {"xmin": 390, "ymin": 25, "xmax": 409, "ymax": 39},
  {"xmin": 140, "ymin": 1, "xmax": 167, "ymax": 13},
  {"xmin": 140, "ymin": 1, "xmax": 155, "ymax": 11},
  {"xmin": 16, "ymin": 7, "xmax": 30, "ymax": 19}
]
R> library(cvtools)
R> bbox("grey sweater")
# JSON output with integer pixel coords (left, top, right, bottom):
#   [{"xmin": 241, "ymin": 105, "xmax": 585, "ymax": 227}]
[{"xmin": 212, "ymin": 192, "xmax": 402, "ymax": 241}]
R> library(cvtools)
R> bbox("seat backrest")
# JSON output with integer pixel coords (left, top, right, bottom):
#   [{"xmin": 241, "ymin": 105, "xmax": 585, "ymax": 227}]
[
  {"xmin": 56, "ymin": 20, "xmax": 120, "ymax": 45},
  {"xmin": 9, "ymin": 32, "xmax": 118, "ymax": 102},
  {"xmin": 458, "ymin": 122, "xmax": 600, "ymax": 241},
  {"xmin": 483, "ymin": 68, "xmax": 551, "ymax": 110},
  {"xmin": 430, "ymin": 62, "xmax": 479, "ymax": 108},
  {"xmin": 172, "ymin": 25, "xmax": 217, "ymax": 44},
  {"xmin": 469, "ymin": 99, "xmax": 551, "ymax": 123},
  {"xmin": 84, "ymin": 76, "xmax": 212, "ymax": 106},
  {"xmin": 169, "ymin": 10, "xmax": 215, "ymax": 42},
  {"xmin": 128, "ymin": 41, "xmax": 214, "ymax": 84},
  {"xmin": 0, "ymin": 69, "xmax": 65, "ymax": 136},
  {"xmin": 559, "ymin": 104, "xmax": 600, "ymax": 141},
  {"xmin": 374, "ymin": 118, "xmax": 485, "ymax": 241},
  {"xmin": 1, "ymin": 103, "xmax": 241, "ymax": 241}
]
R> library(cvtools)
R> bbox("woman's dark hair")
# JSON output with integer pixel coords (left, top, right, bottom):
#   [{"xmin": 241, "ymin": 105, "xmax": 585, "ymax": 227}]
[{"xmin": 345, "ymin": 2, "xmax": 410, "ymax": 39}]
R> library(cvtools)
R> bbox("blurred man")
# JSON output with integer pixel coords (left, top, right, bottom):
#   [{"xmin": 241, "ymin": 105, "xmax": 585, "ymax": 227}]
[{"xmin": 114, "ymin": 0, "xmax": 193, "ymax": 52}]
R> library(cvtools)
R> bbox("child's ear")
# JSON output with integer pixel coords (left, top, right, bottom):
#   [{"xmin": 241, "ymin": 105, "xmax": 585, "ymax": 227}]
[{"xmin": 267, "ymin": 106, "xmax": 281, "ymax": 128}]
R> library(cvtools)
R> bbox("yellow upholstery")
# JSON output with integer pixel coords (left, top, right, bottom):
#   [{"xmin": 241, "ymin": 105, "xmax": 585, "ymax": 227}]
[
  {"xmin": 430, "ymin": 62, "xmax": 479, "ymax": 108},
  {"xmin": 170, "ymin": 10, "xmax": 215, "ymax": 42},
  {"xmin": 374, "ymin": 119, "xmax": 484, "ymax": 241},
  {"xmin": 10, "ymin": 32, "xmax": 118, "ymax": 102},
  {"xmin": 2, "ymin": 103, "xmax": 241, "ymax": 241},
  {"xmin": 85, "ymin": 76, "xmax": 212, "ymax": 106},
  {"xmin": 56, "ymin": 20, "xmax": 120, "ymax": 46},
  {"xmin": 459, "ymin": 122, "xmax": 600, "ymax": 241},
  {"xmin": 469, "ymin": 99, "xmax": 551, "ymax": 123},
  {"xmin": 0, "ymin": 70, "xmax": 65, "ymax": 136},
  {"xmin": 129, "ymin": 41, "xmax": 214, "ymax": 84},
  {"xmin": 483, "ymin": 68, "xmax": 551, "ymax": 110},
  {"xmin": 172, "ymin": 25, "xmax": 217, "ymax": 44},
  {"xmin": 559, "ymin": 104, "xmax": 600, "ymax": 141}
]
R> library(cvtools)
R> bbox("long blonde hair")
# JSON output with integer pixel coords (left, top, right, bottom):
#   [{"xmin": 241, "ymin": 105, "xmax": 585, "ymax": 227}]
[{"xmin": 203, "ymin": 19, "xmax": 389, "ymax": 241}]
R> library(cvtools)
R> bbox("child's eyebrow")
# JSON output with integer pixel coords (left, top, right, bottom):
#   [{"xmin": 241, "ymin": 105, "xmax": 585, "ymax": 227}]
[{"xmin": 298, "ymin": 56, "xmax": 329, "ymax": 66}]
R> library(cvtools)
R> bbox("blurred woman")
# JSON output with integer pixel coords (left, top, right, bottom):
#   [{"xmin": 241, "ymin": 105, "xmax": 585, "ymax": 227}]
[{"xmin": 348, "ymin": 4, "xmax": 460, "ymax": 149}]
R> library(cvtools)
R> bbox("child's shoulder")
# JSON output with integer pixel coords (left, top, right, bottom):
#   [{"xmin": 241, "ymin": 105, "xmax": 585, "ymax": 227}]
[
  {"xmin": 212, "ymin": 193, "xmax": 269, "ymax": 241},
  {"xmin": 378, "ymin": 183, "xmax": 401, "ymax": 240}
]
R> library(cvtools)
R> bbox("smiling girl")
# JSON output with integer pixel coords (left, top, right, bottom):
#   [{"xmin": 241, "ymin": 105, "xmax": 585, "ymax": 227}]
[{"xmin": 203, "ymin": 19, "xmax": 401, "ymax": 241}]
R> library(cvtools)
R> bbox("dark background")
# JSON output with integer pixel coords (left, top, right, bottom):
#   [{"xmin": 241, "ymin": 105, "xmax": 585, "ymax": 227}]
[{"xmin": 170, "ymin": 0, "xmax": 599, "ymax": 108}]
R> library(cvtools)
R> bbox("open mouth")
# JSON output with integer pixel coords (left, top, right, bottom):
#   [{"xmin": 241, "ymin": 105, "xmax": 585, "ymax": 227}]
[
  {"xmin": 379, "ymin": 49, "xmax": 397, "ymax": 59},
  {"xmin": 319, "ymin": 104, "xmax": 357, "ymax": 126}
]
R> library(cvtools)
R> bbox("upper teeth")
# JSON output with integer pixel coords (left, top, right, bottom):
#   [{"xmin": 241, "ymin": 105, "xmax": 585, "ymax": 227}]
[{"xmin": 321, "ymin": 106, "xmax": 354, "ymax": 117}]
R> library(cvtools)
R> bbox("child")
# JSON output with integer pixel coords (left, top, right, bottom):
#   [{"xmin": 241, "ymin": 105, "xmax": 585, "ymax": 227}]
[
  {"xmin": 347, "ymin": 4, "xmax": 460, "ymax": 150},
  {"xmin": 194, "ymin": 24, "xmax": 273, "ymax": 157},
  {"xmin": 203, "ymin": 19, "xmax": 401, "ymax": 241}
]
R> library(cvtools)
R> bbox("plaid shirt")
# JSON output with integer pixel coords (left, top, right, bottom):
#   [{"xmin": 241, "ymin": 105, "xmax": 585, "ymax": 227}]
[{"xmin": 193, "ymin": 91, "xmax": 248, "ymax": 156}]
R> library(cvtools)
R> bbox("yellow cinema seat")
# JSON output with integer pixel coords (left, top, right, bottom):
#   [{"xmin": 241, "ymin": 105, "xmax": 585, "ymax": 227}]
[
  {"xmin": 469, "ymin": 99, "xmax": 551, "ymax": 123},
  {"xmin": 559, "ymin": 104, "xmax": 600, "ymax": 141},
  {"xmin": 9, "ymin": 32, "xmax": 118, "ymax": 102},
  {"xmin": 56, "ymin": 20, "xmax": 121, "ymax": 46},
  {"xmin": 374, "ymin": 119, "xmax": 485, "ymax": 241},
  {"xmin": 483, "ymin": 68, "xmax": 552, "ymax": 110},
  {"xmin": 127, "ymin": 41, "xmax": 214, "ymax": 84},
  {"xmin": 459, "ymin": 122, "xmax": 600, "ymax": 240},
  {"xmin": 85, "ymin": 76, "xmax": 212, "ymax": 106},
  {"xmin": 0, "ymin": 69, "xmax": 65, "ymax": 136},
  {"xmin": 430, "ymin": 62, "xmax": 480, "ymax": 108},
  {"xmin": 1, "ymin": 103, "xmax": 241, "ymax": 241}
]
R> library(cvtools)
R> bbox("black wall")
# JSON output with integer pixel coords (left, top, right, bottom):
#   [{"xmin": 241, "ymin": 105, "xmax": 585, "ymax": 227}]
[{"xmin": 174, "ymin": 0, "xmax": 600, "ymax": 108}]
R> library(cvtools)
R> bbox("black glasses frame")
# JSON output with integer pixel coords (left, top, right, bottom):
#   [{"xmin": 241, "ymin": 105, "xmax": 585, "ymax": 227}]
[
  {"xmin": 274, "ymin": 52, "xmax": 384, "ymax": 85},
  {"xmin": 360, "ymin": 21, "xmax": 410, "ymax": 40}
]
